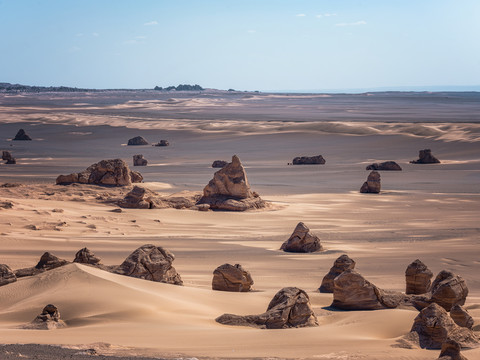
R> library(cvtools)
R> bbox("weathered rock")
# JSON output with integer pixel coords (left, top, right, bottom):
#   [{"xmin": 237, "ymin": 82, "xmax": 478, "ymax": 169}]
[
  {"xmin": 35, "ymin": 252, "xmax": 69, "ymax": 271},
  {"xmin": 405, "ymin": 259, "xmax": 433, "ymax": 295},
  {"xmin": 319, "ymin": 254, "xmax": 356, "ymax": 293},
  {"xmin": 0, "ymin": 264, "xmax": 17, "ymax": 286},
  {"xmin": 431, "ymin": 270, "xmax": 469, "ymax": 311},
  {"xmin": 212, "ymin": 263, "xmax": 254, "ymax": 292},
  {"xmin": 114, "ymin": 244, "xmax": 183, "ymax": 285},
  {"xmin": 366, "ymin": 161, "xmax": 402, "ymax": 171},
  {"xmin": 2, "ymin": 151, "xmax": 16, "ymax": 164},
  {"xmin": 197, "ymin": 155, "xmax": 266, "ymax": 211},
  {"xmin": 73, "ymin": 248, "xmax": 101, "ymax": 265},
  {"xmin": 24, "ymin": 304, "xmax": 66, "ymax": 330},
  {"xmin": 133, "ymin": 154, "xmax": 148, "ymax": 166},
  {"xmin": 360, "ymin": 170, "xmax": 381, "ymax": 193},
  {"xmin": 410, "ymin": 149, "xmax": 441, "ymax": 164},
  {"xmin": 409, "ymin": 303, "xmax": 478, "ymax": 349},
  {"xmin": 118, "ymin": 186, "xmax": 161, "ymax": 209},
  {"xmin": 56, "ymin": 159, "xmax": 143, "ymax": 186},
  {"xmin": 13, "ymin": 129, "xmax": 32, "ymax": 140},
  {"xmin": 292, "ymin": 155, "xmax": 326, "ymax": 165},
  {"xmin": 153, "ymin": 140, "xmax": 169, "ymax": 146},
  {"xmin": 127, "ymin": 136, "xmax": 149, "ymax": 145},
  {"xmin": 280, "ymin": 222, "xmax": 323, "ymax": 253},
  {"xmin": 216, "ymin": 287, "xmax": 318, "ymax": 329},
  {"xmin": 438, "ymin": 339, "xmax": 469, "ymax": 360},
  {"xmin": 450, "ymin": 305, "xmax": 474, "ymax": 329},
  {"xmin": 212, "ymin": 160, "xmax": 228, "ymax": 168}
]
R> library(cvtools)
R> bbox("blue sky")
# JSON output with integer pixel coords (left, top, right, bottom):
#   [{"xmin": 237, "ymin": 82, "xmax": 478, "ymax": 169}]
[{"xmin": 1, "ymin": 0, "xmax": 479, "ymax": 91}]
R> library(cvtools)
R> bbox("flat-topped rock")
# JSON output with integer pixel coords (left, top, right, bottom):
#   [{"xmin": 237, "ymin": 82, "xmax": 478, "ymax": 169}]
[
  {"xmin": 13, "ymin": 129, "xmax": 32, "ymax": 140},
  {"xmin": 73, "ymin": 248, "xmax": 101, "ymax": 265},
  {"xmin": 410, "ymin": 149, "xmax": 441, "ymax": 164},
  {"xmin": 216, "ymin": 287, "xmax": 318, "ymax": 329},
  {"xmin": 405, "ymin": 259, "xmax": 433, "ymax": 295},
  {"xmin": 319, "ymin": 254, "xmax": 355, "ymax": 293},
  {"xmin": 450, "ymin": 305, "xmax": 474, "ymax": 329},
  {"xmin": 292, "ymin": 155, "xmax": 326, "ymax": 165},
  {"xmin": 212, "ymin": 263, "xmax": 254, "ymax": 292},
  {"xmin": 360, "ymin": 170, "xmax": 381, "ymax": 193},
  {"xmin": 23, "ymin": 304, "xmax": 66, "ymax": 330},
  {"xmin": 127, "ymin": 136, "xmax": 149, "ymax": 145},
  {"xmin": 212, "ymin": 160, "xmax": 228, "ymax": 168},
  {"xmin": 133, "ymin": 154, "xmax": 148, "ymax": 166},
  {"xmin": 366, "ymin": 161, "xmax": 402, "ymax": 171},
  {"xmin": 281, "ymin": 222, "xmax": 323, "ymax": 253},
  {"xmin": 0, "ymin": 264, "xmax": 17, "ymax": 286}
]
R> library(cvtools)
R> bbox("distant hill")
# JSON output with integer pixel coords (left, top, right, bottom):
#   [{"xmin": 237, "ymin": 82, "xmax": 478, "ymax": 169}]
[
  {"xmin": 0, "ymin": 82, "xmax": 96, "ymax": 93},
  {"xmin": 154, "ymin": 84, "xmax": 204, "ymax": 91}
]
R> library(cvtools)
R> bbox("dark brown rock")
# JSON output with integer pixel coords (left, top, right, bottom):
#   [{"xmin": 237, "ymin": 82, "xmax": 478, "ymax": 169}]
[
  {"xmin": 2, "ymin": 151, "xmax": 16, "ymax": 164},
  {"xmin": 212, "ymin": 263, "xmax": 254, "ymax": 292},
  {"xmin": 216, "ymin": 287, "xmax": 318, "ymax": 329},
  {"xmin": 410, "ymin": 149, "xmax": 441, "ymax": 164},
  {"xmin": 319, "ymin": 254, "xmax": 355, "ymax": 293},
  {"xmin": 114, "ymin": 244, "xmax": 183, "ymax": 285},
  {"xmin": 431, "ymin": 270, "xmax": 469, "ymax": 311},
  {"xmin": 73, "ymin": 248, "xmax": 101, "ymax": 265},
  {"xmin": 118, "ymin": 186, "xmax": 163, "ymax": 209},
  {"xmin": 438, "ymin": 339, "xmax": 469, "ymax": 360},
  {"xmin": 133, "ymin": 154, "xmax": 148, "ymax": 166},
  {"xmin": 35, "ymin": 252, "xmax": 69, "ymax": 271},
  {"xmin": 405, "ymin": 259, "xmax": 433, "ymax": 295},
  {"xmin": 366, "ymin": 161, "xmax": 402, "ymax": 171},
  {"xmin": 212, "ymin": 160, "xmax": 228, "ymax": 168},
  {"xmin": 360, "ymin": 170, "xmax": 381, "ymax": 193},
  {"xmin": 13, "ymin": 129, "xmax": 32, "ymax": 141},
  {"xmin": 450, "ymin": 305, "xmax": 474, "ymax": 329},
  {"xmin": 153, "ymin": 140, "xmax": 169, "ymax": 146},
  {"xmin": 292, "ymin": 155, "xmax": 326, "ymax": 165},
  {"xmin": 280, "ymin": 222, "xmax": 323, "ymax": 253},
  {"xmin": 24, "ymin": 304, "xmax": 66, "ymax": 330},
  {"xmin": 127, "ymin": 136, "xmax": 149, "ymax": 145},
  {"xmin": 0, "ymin": 264, "xmax": 17, "ymax": 286}
]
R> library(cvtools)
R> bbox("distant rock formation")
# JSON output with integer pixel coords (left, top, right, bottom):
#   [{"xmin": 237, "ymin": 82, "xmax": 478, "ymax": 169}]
[
  {"xmin": 133, "ymin": 154, "xmax": 148, "ymax": 166},
  {"xmin": 114, "ymin": 244, "xmax": 183, "ymax": 285},
  {"xmin": 24, "ymin": 304, "xmax": 66, "ymax": 330},
  {"xmin": 14, "ymin": 252, "xmax": 69, "ymax": 278},
  {"xmin": 56, "ymin": 159, "xmax": 143, "ymax": 186},
  {"xmin": 127, "ymin": 136, "xmax": 149, "ymax": 145},
  {"xmin": 12, "ymin": 129, "xmax": 32, "ymax": 140},
  {"xmin": 211, "ymin": 160, "xmax": 228, "ymax": 168},
  {"xmin": 197, "ymin": 155, "xmax": 266, "ymax": 211},
  {"xmin": 291, "ymin": 155, "xmax": 326, "ymax": 165},
  {"xmin": 0, "ymin": 264, "xmax": 17, "ymax": 286},
  {"xmin": 360, "ymin": 170, "xmax": 381, "ymax": 193},
  {"xmin": 154, "ymin": 84, "xmax": 204, "ymax": 91},
  {"xmin": 2, "ymin": 151, "xmax": 16, "ymax": 164},
  {"xmin": 212, "ymin": 263, "xmax": 254, "ymax": 292},
  {"xmin": 73, "ymin": 248, "xmax": 101, "ymax": 265},
  {"xmin": 438, "ymin": 339, "xmax": 469, "ymax": 360},
  {"xmin": 319, "ymin": 254, "xmax": 356, "ymax": 293},
  {"xmin": 366, "ymin": 161, "xmax": 402, "ymax": 171},
  {"xmin": 280, "ymin": 222, "xmax": 323, "ymax": 253},
  {"xmin": 153, "ymin": 140, "xmax": 169, "ymax": 147},
  {"xmin": 450, "ymin": 305, "xmax": 474, "ymax": 329},
  {"xmin": 405, "ymin": 259, "xmax": 433, "ymax": 295},
  {"xmin": 216, "ymin": 287, "xmax": 318, "ymax": 329},
  {"xmin": 410, "ymin": 149, "xmax": 441, "ymax": 164}
]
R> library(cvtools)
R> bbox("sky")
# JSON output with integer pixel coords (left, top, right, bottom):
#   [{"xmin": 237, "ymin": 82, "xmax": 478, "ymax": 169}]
[{"xmin": 0, "ymin": 0, "xmax": 479, "ymax": 92}]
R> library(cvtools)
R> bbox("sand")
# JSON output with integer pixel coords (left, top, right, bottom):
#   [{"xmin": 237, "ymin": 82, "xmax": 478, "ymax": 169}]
[{"xmin": 0, "ymin": 90, "xmax": 479, "ymax": 359}]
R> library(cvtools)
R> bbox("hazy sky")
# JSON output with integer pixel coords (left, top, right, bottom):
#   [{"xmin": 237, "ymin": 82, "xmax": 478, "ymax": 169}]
[{"xmin": 1, "ymin": 0, "xmax": 479, "ymax": 91}]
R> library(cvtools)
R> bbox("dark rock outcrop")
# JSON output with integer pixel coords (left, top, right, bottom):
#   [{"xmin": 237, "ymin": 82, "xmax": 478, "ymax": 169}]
[
  {"xmin": 438, "ymin": 339, "xmax": 469, "ymax": 360},
  {"xmin": 360, "ymin": 170, "xmax": 381, "ymax": 193},
  {"xmin": 212, "ymin": 160, "xmax": 228, "ymax": 168},
  {"xmin": 133, "ymin": 154, "xmax": 148, "ymax": 166},
  {"xmin": 280, "ymin": 222, "xmax": 323, "ymax": 253},
  {"xmin": 319, "ymin": 254, "xmax": 355, "ymax": 293},
  {"xmin": 450, "ymin": 305, "xmax": 474, "ymax": 329},
  {"xmin": 292, "ymin": 155, "xmax": 326, "ymax": 165},
  {"xmin": 56, "ymin": 159, "xmax": 143, "ymax": 186},
  {"xmin": 366, "ymin": 161, "xmax": 402, "ymax": 171},
  {"xmin": 127, "ymin": 136, "xmax": 149, "ymax": 145},
  {"xmin": 73, "ymin": 248, "xmax": 101, "ymax": 265},
  {"xmin": 2, "ymin": 151, "xmax": 16, "ymax": 164},
  {"xmin": 405, "ymin": 259, "xmax": 433, "ymax": 295},
  {"xmin": 0, "ymin": 264, "xmax": 17, "ymax": 286},
  {"xmin": 216, "ymin": 287, "xmax": 318, "ymax": 329},
  {"xmin": 14, "ymin": 252, "xmax": 69, "ymax": 278},
  {"xmin": 13, "ymin": 129, "xmax": 32, "ymax": 140},
  {"xmin": 212, "ymin": 263, "xmax": 253, "ymax": 292},
  {"xmin": 114, "ymin": 244, "xmax": 183, "ymax": 285},
  {"xmin": 410, "ymin": 149, "xmax": 441, "ymax": 164},
  {"xmin": 24, "ymin": 304, "xmax": 66, "ymax": 330},
  {"xmin": 153, "ymin": 140, "xmax": 169, "ymax": 147}
]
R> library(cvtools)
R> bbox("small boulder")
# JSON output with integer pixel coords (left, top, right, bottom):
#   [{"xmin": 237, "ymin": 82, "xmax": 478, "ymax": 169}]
[
  {"xmin": 431, "ymin": 270, "xmax": 469, "ymax": 311},
  {"xmin": 2, "ymin": 151, "xmax": 16, "ymax": 164},
  {"xmin": 153, "ymin": 140, "xmax": 169, "ymax": 146},
  {"xmin": 0, "ymin": 264, "xmax": 17, "ymax": 286},
  {"xmin": 450, "ymin": 305, "xmax": 474, "ymax": 329},
  {"xmin": 319, "ymin": 254, "xmax": 355, "ymax": 293},
  {"xmin": 212, "ymin": 263, "xmax": 254, "ymax": 292},
  {"xmin": 114, "ymin": 244, "xmax": 183, "ymax": 285},
  {"xmin": 405, "ymin": 259, "xmax": 433, "ymax": 295},
  {"xmin": 133, "ymin": 154, "xmax": 148, "ymax": 166},
  {"xmin": 127, "ymin": 136, "xmax": 149, "ymax": 145},
  {"xmin": 12, "ymin": 129, "xmax": 32, "ymax": 141},
  {"xmin": 118, "ymin": 186, "xmax": 163, "ymax": 209},
  {"xmin": 73, "ymin": 248, "xmax": 101, "ymax": 265},
  {"xmin": 212, "ymin": 160, "xmax": 228, "ymax": 168},
  {"xmin": 24, "ymin": 304, "xmax": 66, "ymax": 330},
  {"xmin": 360, "ymin": 170, "xmax": 381, "ymax": 193},
  {"xmin": 410, "ymin": 149, "xmax": 441, "ymax": 164},
  {"xmin": 281, "ymin": 222, "xmax": 323, "ymax": 253},
  {"xmin": 366, "ymin": 161, "xmax": 402, "ymax": 171},
  {"xmin": 292, "ymin": 155, "xmax": 326, "ymax": 165},
  {"xmin": 438, "ymin": 339, "xmax": 469, "ymax": 360},
  {"xmin": 216, "ymin": 287, "xmax": 318, "ymax": 329},
  {"xmin": 35, "ymin": 252, "xmax": 69, "ymax": 271}
]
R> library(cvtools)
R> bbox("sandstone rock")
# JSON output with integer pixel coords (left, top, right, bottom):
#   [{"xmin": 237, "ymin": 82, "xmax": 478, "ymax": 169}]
[
  {"xmin": 153, "ymin": 140, "xmax": 169, "ymax": 146},
  {"xmin": 280, "ymin": 222, "xmax": 323, "ymax": 253},
  {"xmin": 197, "ymin": 155, "xmax": 266, "ymax": 211},
  {"xmin": 73, "ymin": 248, "xmax": 101, "ymax": 265},
  {"xmin": 13, "ymin": 129, "xmax": 32, "ymax": 140},
  {"xmin": 319, "ymin": 254, "xmax": 355, "ymax": 293},
  {"xmin": 212, "ymin": 263, "xmax": 254, "ymax": 292},
  {"xmin": 405, "ymin": 259, "xmax": 433, "ymax": 295},
  {"xmin": 127, "ymin": 136, "xmax": 149, "ymax": 145},
  {"xmin": 25, "ymin": 304, "xmax": 66, "ymax": 330},
  {"xmin": 56, "ymin": 159, "xmax": 143, "ymax": 186},
  {"xmin": 133, "ymin": 154, "xmax": 148, "ymax": 166},
  {"xmin": 410, "ymin": 149, "xmax": 441, "ymax": 164},
  {"xmin": 114, "ymin": 244, "xmax": 183, "ymax": 285},
  {"xmin": 409, "ymin": 303, "xmax": 478, "ymax": 349},
  {"xmin": 438, "ymin": 339, "xmax": 469, "ymax": 360},
  {"xmin": 216, "ymin": 287, "xmax": 318, "ymax": 329},
  {"xmin": 366, "ymin": 161, "xmax": 402, "ymax": 171},
  {"xmin": 431, "ymin": 270, "xmax": 469, "ymax": 311},
  {"xmin": 0, "ymin": 264, "xmax": 17, "ymax": 286},
  {"xmin": 212, "ymin": 160, "xmax": 228, "ymax": 168},
  {"xmin": 292, "ymin": 155, "xmax": 326, "ymax": 165},
  {"xmin": 450, "ymin": 305, "xmax": 474, "ymax": 329},
  {"xmin": 35, "ymin": 252, "xmax": 69, "ymax": 271},
  {"xmin": 118, "ymin": 186, "xmax": 163, "ymax": 209},
  {"xmin": 360, "ymin": 170, "xmax": 381, "ymax": 193}
]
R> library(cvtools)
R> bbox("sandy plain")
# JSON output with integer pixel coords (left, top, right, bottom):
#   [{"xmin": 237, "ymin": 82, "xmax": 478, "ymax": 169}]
[{"xmin": 0, "ymin": 90, "xmax": 479, "ymax": 359}]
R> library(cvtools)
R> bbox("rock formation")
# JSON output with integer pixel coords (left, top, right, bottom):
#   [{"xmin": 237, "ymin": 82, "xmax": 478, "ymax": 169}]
[
  {"xmin": 12, "ymin": 129, "xmax": 32, "ymax": 140},
  {"xmin": 127, "ymin": 136, "xmax": 149, "ymax": 145},
  {"xmin": 114, "ymin": 244, "xmax": 183, "ymax": 285},
  {"xmin": 211, "ymin": 160, "xmax": 228, "ymax": 168},
  {"xmin": 2, "ymin": 151, "xmax": 16, "ymax": 164},
  {"xmin": 24, "ymin": 304, "xmax": 66, "ymax": 330},
  {"xmin": 319, "ymin": 254, "xmax": 356, "ymax": 293},
  {"xmin": 56, "ymin": 159, "xmax": 143, "ymax": 186},
  {"xmin": 292, "ymin": 155, "xmax": 326, "ymax": 165},
  {"xmin": 410, "ymin": 149, "xmax": 441, "ymax": 164},
  {"xmin": 360, "ymin": 170, "xmax": 381, "ymax": 193},
  {"xmin": 366, "ymin": 161, "xmax": 402, "ymax": 171},
  {"xmin": 430, "ymin": 271, "xmax": 469, "ymax": 311},
  {"xmin": 153, "ymin": 140, "xmax": 169, "ymax": 146},
  {"xmin": 405, "ymin": 259, "xmax": 433, "ymax": 295},
  {"xmin": 280, "ymin": 222, "xmax": 323, "ymax": 253},
  {"xmin": 438, "ymin": 339, "xmax": 469, "ymax": 360},
  {"xmin": 408, "ymin": 303, "xmax": 478, "ymax": 349},
  {"xmin": 73, "ymin": 248, "xmax": 101, "ymax": 265},
  {"xmin": 212, "ymin": 263, "xmax": 254, "ymax": 292},
  {"xmin": 450, "ymin": 305, "xmax": 474, "ymax": 329},
  {"xmin": 197, "ymin": 155, "xmax": 266, "ymax": 211},
  {"xmin": 14, "ymin": 252, "xmax": 69, "ymax": 278},
  {"xmin": 216, "ymin": 287, "xmax": 318, "ymax": 329},
  {"xmin": 0, "ymin": 264, "xmax": 17, "ymax": 286},
  {"xmin": 118, "ymin": 186, "xmax": 163, "ymax": 209},
  {"xmin": 133, "ymin": 154, "xmax": 148, "ymax": 166}
]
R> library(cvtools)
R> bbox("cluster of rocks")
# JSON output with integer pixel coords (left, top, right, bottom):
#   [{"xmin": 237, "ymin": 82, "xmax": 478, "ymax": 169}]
[
  {"xmin": 411, "ymin": 149, "xmax": 441, "ymax": 164},
  {"xmin": 280, "ymin": 222, "xmax": 323, "ymax": 253},
  {"xmin": 290, "ymin": 155, "xmax": 326, "ymax": 165},
  {"xmin": 2, "ymin": 150, "xmax": 16, "ymax": 164},
  {"xmin": 133, "ymin": 154, "xmax": 148, "ymax": 166},
  {"xmin": 360, "ymin": 170, "xmax": 381, "ymax": 193},
  {"xmin": 12, "ymin": 129, "xmax": 32, "ymax": 141},
  {"xmin": 127, "ymin": 136, "xmax": 170, "ymax": 147}
]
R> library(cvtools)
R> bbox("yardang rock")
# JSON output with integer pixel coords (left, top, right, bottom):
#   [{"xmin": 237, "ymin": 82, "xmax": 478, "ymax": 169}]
[
  {"xmin": 24, "ymin": 304, "xmax": 66, "ymax": 330},
  {"xmin": 319, "ymin": 254, "xmax": 355, "ymax": 293},
  {"xmin": 281, "ymin": 222, "xmax": 323, "ymax": 253},
  {"xmin": 133, "ymin": 154, "xmax": 148, "ymax": 166},
  {"xmin": 13, "ymin": 129, "xmax": 32, "ymax": 140},
  {"xmin": 73, "ymin": 248, "xmax": 101, "ymax": 265},
  {"xmin": 0, "ymin": 264, "xmax": 17, "ymax": 286},
  {"xmin": 405, "ymin": 259, "xmax": 433, "ymax": 295}
]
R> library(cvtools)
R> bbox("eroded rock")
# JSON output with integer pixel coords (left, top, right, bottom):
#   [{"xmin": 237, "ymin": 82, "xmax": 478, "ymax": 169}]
[
  {"xmin": 24, "ymin": 304, "xmax": 66, "ymax": 330},
  {"xmin": 431, "ymin": 271, "xmax": 469, "ymax": 312},
  {"xmin": 360, "ymin": 170, "xmax": 381, "ymax": 193},
  {"xmin": 133, "ymin": 154, "xmax": 148, "ymax": 166},
  {"xmin": 73, "ymin": 248, "xmax": 101, "ymax": 265},
  {"xmin": 319, "ymin": 254, "xmax": 355, "ymax": 293},
  {"xmin": 212, "ymin": 160, "xmax": 228, "ymax": 168},
  {"xmin": 405, "ymin": 259, "xmax": 433, "ymax": 295},
  {"xmin": 127, "ymin": 136, "xmax": 149, "ymax": 145},
  {"xmin": 0, "ymin": 264, "xmax": 17, "ymax": 286},
  {"xmin": 212, "ymin": 263, "xmax": 254, "ymax": 292},
  {"xmin": 2, "ymin": 151, "xmax": 16, "ymax": 164},
  {"xmin": 438, "ymin": 339, "xmax": 469, "ymax": 360},
  {"xmin": 366, "ymin": 161, "xmax": 402, "ymax": 171},
  {"xmin": 410, "ymin": 149, "xmax": 441, "ymax": 164},
  {"xmin": 292, "ymin": 155, "xmax": 326, "ymax": 165},
  {"xmin": 280, "ymin": 222, "xmax": 323, "ymax": 253},
  {"xmin": 450, "ymin": 305, "xmax": 474, "ymax": 329}
]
